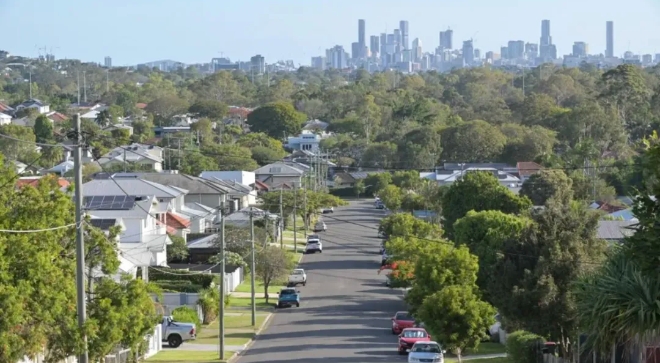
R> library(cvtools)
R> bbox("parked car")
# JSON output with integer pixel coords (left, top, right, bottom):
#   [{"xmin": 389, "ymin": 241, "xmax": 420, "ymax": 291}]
[
  {"xmin": 305, "ymin": 237, "xmax": 323, "ymax": 254},
  {"xmin": 321, "ymin": 207, "xmax": 334, "ymax": 214},
  {"xmin": 313, "ymin": 221, "xmax": 327, "ymax": 232},
  {"xmin": 381, "ymin": 252, "xmax": 390, "ymax": 266},
  {"xmin": 161, "ymin": 316, "xmax": 196, "ymax": 348},
  {"xmin": 408, "ymin": 341, "xmax": 445, "ymax": 363},
  {"xmin": 276, "ymin": 287, "xmax": 300, "ymax": 308},
  {"xmin": 376, "ymin": 202, "xmax": 385, "ymax": 209},
  {"xmin": 288, "ymin": 268, "xmax": 307, "ymax": 287},
  {"xmin": 378, "ymin": 230, "xmax": 387, "ymax": 238},
  {"xmin": 392, "ymin": 311, "xmax": 416, "ymax": 334},
  {"xmin": 398, "ymin": 328, "xmax": 432, "ymax": 354},
  {"xmin": 486, "ymin": 313, "xmax": 502, "ymax": 340}
]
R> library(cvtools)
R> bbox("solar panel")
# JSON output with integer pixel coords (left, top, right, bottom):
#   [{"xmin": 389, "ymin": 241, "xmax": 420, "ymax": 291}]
[
  {"xmin": 89, "ymin": 219, "xmax": 117, "ymax": 230},
  {"xmin": 83, "ymin": 195, "xmax": 137, "ymax": 210}
]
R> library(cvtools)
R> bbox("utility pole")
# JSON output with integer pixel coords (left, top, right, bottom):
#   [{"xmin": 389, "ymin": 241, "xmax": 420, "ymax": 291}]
[
  {"xmin": 29, "ymin": 71, "xmax": 32, "ymax": 99},
  {"xmin": 303, "ymin": 184, "xmax": 308, "ymax": 237},
  {"xmin": 293, "ymin": 186, "xmax": 298, "ymax": 253},
  {"xmin": 83, "ymin": 71, "xmax": 87, "ymax": 103},
  {"xmin": 77, "ymin": 72, "xmax": 81, "ymax": 105},
  {"xmin": 217, "ymin": 205, "xmax": 226, "ymax": 360},
  {"xmin": 177, "ymin": 139, "xmax": 182, "ymax": 170},
  {"xmin": 106, "ymin": 69, "xmax": 109, "ymax": 93},
  {"xmin": 250, "ymin": 209, "xmax": 256, "ymax": 326},
  {"xmin": 73, "ymin": 114, "xmax": 89, "ymax": 363},
  {"xmin": 123, "ymin": 148, "xmax": 127, "ymax": 173},
  {"xmin": 279, "ymin": 188, "xmax": 284, "ymax": 249}
]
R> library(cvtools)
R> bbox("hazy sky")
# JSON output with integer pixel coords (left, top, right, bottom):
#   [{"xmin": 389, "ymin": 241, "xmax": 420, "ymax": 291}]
[{"xmin": 2, "ymin": 0, "xmax": 659, "ymax": 66}]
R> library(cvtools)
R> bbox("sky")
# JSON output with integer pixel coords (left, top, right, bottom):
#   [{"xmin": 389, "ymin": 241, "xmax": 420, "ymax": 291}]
[{"xmin": 2, "ymin": 0, "xmax": 660, "ymax": 67}]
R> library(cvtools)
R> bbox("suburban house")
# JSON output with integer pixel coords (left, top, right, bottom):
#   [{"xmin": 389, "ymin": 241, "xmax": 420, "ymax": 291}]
[
  {"xmin": 285, "ymin": 130, "xmax": 323, "ymax": 152},
  {"xmin": 420, "ymin": 167, "xmax": 521, "ymax": 188},
  {"xmin": 104, "ymin": 123, "xmax": 134, "ymax": 135},
  {"xmin": 47, "ymin": 160, "xmax": 74, "ymax": 175},
  {"xmin": 16, "ymin": 176, "xmax": 70, "ymax": 190},
  {"xmin": 59, "ymin": 143, "xmax": 94, "ymax": 164},
  {"xmin": 97, "ymin": 143, "xmax": 164, "ymax": 172},
  {"xmin": 516, "ymin": 162, "xmax": 543, "ymax": 182},
  {"xmin": 80, "ymin": 104, "xmax": 108, "ymax": 120},
  {"xmin": 45, "ymin": 111, "xmax": 68, "ymax": 124},
  {"xmin": 302, "ymin": 119, "xmax": 329, "ymax": 132},
  {"xmin": 254, "ymin": 162, "xmax": 305, "ymax": 189},
  {"xmin": 0, "ymin": 112, "xmax": 11, "ymax": 125},
  {"xmin": 83, "ymin": 178, "xmax": 199, "ymax": 237},
  {"xmin": 15, "ymin": 98, "xmax": 50, "ymax": 114},
  {"xmin": 87, "ymin": 217, "xmax": 138, "ymax": 280},
  {"xmin": 111, "ymin": 171, "xmax": 232, "ymax": 218},
  {"xmin": 333, "ymin": 172, "xmax": 358, "ymax": 187},
  {"xmin": 596, "ymin": 220, "xmax": 636, "ymax": 243},
  {"xmin": 83, "ymin": 195, "xmax": 172, "ymax": 268},
  {"xmin": 0, "ymin": 101, "xmax": 15, "ymax": 115},
  {"xmin": 224, "ymin": 207, "xmax": 281, "ymax": 239},
  {"xmin": 199, "ymin": 170, "xmax": 257, "ymax": 207}
]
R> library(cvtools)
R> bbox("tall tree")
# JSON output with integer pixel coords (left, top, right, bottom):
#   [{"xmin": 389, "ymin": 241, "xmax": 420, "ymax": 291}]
[
  {"xmin": 519, "ymin": 169, "xmax": 573, "ymax": 206},
  {"xmin": 33, "ymin": 114, "xmax": 53, "ymax": 143},
  {"xmin": 441, "ymin": 120, "xmax": 507, "ymax": 162},
  {"xmin": 255, "ymin": 246, "xmax": 293, "ymax": 303},
  {"xmin": 246, "ymin": 102, "xmax": 307, "ymax": 139}
]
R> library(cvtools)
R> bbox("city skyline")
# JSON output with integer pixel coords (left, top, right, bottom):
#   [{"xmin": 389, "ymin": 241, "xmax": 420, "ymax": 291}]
[{"xmin": 1, "ymin": 0, "xmax": 659, "ymax": 66}]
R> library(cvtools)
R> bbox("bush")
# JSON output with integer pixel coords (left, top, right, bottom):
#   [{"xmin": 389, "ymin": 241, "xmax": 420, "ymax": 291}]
[
  {"xmin": 197, "ymin": 287, "xmax": 219, "ymax": 324},
  {"xmin": 506, "ymin": 330, "xmax": 545, "ymax": 363},
  {"xmin": 171, "ymin": 306, "xmax": 201, "ymax": 329},
  {"xmin": 329, "ymin": 188, "xmax": 357, "ymax": 197},
  {"xmin": 153, "ymin": 280, "xmax": 204, "ymax": 293},
  {"xmin": 148, "ymin": 268, "xmax": 216, "ymax": 289}
]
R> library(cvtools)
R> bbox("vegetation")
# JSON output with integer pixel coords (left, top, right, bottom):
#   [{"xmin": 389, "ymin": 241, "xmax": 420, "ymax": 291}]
[{"xmin": 254, "ymin": 246, "xmax": 295, "ymax": 303}]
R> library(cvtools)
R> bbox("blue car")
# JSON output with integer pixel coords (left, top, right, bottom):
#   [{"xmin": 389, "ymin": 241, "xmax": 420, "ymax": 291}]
[{"xmin": 277, "ymin": 288, "xmax": 300, "ymax": 308}]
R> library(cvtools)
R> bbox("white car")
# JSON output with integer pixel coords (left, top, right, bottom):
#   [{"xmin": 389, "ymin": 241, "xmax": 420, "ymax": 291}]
[
  {"xmin": 408, "ymin": 341, "xmax": 445, "ymax": 363},
  {"xmin": 288, "ymin": 268, "xmax": 307, "ymax": 286},
  {"xmin": 305, "ymin": 238, "xmax": 323, "ymax": 254}
]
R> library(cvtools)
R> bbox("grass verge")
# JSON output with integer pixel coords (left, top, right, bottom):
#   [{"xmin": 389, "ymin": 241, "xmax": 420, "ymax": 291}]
[
  {"xmin": 227, "ymin": 296, "xmax": 274, "ymax": 309},
  {"xmin": 462, "ymin": 342, "xmax": 507, "ymax": 356},
  {"xmin": 446, "ymin": 357, "xmax": 508, "ymax": 363},
  {"xmin": 234, "ymin": 279, "xmax": 283, "ymax": 294},
  {"xmin": 146, "ymin": 350, "xmax": 235, "ymax": 362},
  {"xmin": 191, "ymin": 313, "xmax": 269, "ymax": 345}
]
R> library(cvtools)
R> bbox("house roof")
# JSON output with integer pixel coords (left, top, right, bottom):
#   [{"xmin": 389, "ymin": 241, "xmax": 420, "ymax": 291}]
[
  {"xmin": 187, "ymin": 234, "xmax": 218, "ymax": 249},
  {"xmin": 83, "ymin": 178, "xmax": 184, "ymax": 199},
  {"xmin": 349, "ymin": 171, "xmax": 383, "ymax": 180},
  {"xmin": 253, "ymin": 180, "xmax": 269, "ymax": 190},
  {"xmin": 0, "ymin": 112, "xmax": 11, "ymax": 119},
  {"xmin": 16, "ymin": 176, "xmax": 70, "ymax": 189},
  {"xmin": 113, "ymin": 172, "xmax": 230, "ymax": 195},
  {"xmin": 99, "ymin": 143, "xmax": 163, "ymax": 163},
  {"xmin": 88, "ymin": 218, "xmax": 119, "ymax": 231},
  {"xmin": 12, "ymin": 117, "xmax": 34, "ymax": 127},
  {"xmin": 597, "ymin": 220, "xmax": 636, "ymax": 240},
  {"xmin": 302, "ymin": 119, "xmax": 329, "ymax": 131},
  {"xmin": 136, "ymin": 103, "xmax": 148, "ymax": 109},
  {"xmin": 595, "ymin": 202, "xmax": 627, "ymax": 214},
  {"xmin": 517, "ymin": 162, "xmax": 543, "ymax": 177},
  {"xmin": 46, "ymin": 111, "xmax": 68, "ymax": 123},
  {"xmin": 166, "ymin": 211, "xmax": 191, "ymax": 229},
  {"xmin": 18, "ymin": 98, "xmax": 46, "ymax": 108},
  {"xmin": 87, "ymin": 196, "xmax": 156, "ymax": 219},
  {"xmin": 253, "ymin": 162, "xmax": 304, "ymax": 176},
  {"xmin": 0, "ymin": 102, "xmax": 14, "ymax": 113},
  {"xmin": 334, "ymin": 172, "xmax": 357, "ymax": 183}
]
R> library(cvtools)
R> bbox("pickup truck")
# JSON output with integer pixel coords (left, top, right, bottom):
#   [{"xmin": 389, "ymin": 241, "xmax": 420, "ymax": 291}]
[
  {"xmin": 161, "ymin": 315, "xmax": 196, "ymax": 348},
  {"xmin": 277, "ymin": 288, "xmax": 300, "ymax": 308},
  {"xmin": 288, "ymin": 268, "xmax": 307, "ymax": 287}
]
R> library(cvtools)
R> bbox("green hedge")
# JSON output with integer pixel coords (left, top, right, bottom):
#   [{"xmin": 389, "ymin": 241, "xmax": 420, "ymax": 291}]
[
  {"xmin": 153, "ymin": 280, "xmax": 204, "ymax": 293},
  {"xmin": 329, "ymin": 188, "xmax": 357, "ymax": 197},
  {"xmin": 148, "ymin": 268, "xmax": 216, "ymax": 288},
  {"xmin": 506, "ymin": 330, "xmax": 545, "ymax": 363},
  {"xmin": 172, "ymin": 306, "xmax": 200, "ymax": 329}
]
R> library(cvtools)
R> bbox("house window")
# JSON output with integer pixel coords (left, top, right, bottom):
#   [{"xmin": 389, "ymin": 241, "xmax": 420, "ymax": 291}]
[{"xmin": 269, "ymin": 167, "xmax": 282, "ymax": 173}]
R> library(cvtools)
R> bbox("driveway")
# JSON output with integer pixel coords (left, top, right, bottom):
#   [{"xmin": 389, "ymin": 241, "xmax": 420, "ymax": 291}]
[{"xmin": 234, "ymin": 199, "xmax": 407, "ymax": 363}]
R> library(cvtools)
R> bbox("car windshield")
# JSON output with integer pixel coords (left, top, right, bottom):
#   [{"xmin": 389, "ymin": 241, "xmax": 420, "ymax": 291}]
[
  {"xmin": 293, "ymin": 270, "xmax": 304, "ymax": 275},
  {"xmin": 395, "ymin": 313, "xmax": 414, "ymax": 321},
  {"xmin": 308, "ymin": 235, "xmax": 319, "ymax": 239},
  {"xmin": 280, "ymin": 289, "xmax": 296, "ymax": 295},
  {"xmin": 403, "ymin": 330, "xmax": 428, "ymax": 338},
  {"xmin": 412, "ymin": 343, "xmax": 441, "ymax": 353},
  {"xmin": 308, "ymin": 240, "xmax": 319, "ymax": 244}
]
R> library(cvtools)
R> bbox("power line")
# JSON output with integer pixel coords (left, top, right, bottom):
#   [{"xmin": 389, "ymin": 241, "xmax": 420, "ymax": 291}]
[{"xmin": 0, "ymin": 223, "xmax": 78, "ymax": 233}]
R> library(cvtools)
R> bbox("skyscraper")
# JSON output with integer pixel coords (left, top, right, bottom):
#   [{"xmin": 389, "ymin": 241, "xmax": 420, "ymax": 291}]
[
  {"xmin": 540, "ymin": 20, "xmax": 551, "ymax": 46},
  {"xmin": 400, "ymin": 20, "xmax": 410, "ymax": 50},
  {"xmin": 104, "ymin": 56, "xmax": 112, "ymax": 68},
  {"xmin": 358, "ymin": 19, "xmax": 366, "ymax": 58},
  {"xmin": 606, "ymin": 21, "xmax": 614, "ymax": 57},
  {"xmin": 539, "ymin": 20, "xmax": 555, "ymax": 60},
  {"xmin": 439, "ymin": 29, "xmax": 453, "ymax": 49},
  {"xmin": 351, "ymin": 42, "xmax": 360, "ymax": 60},
  {"xmin": 380, "ymin": 33, "xmax": 387, "ymax": 58},
  {"xmin": 412, "ymin": 38, "xmax": 422, "ymax": 62},
  {"xmin": 462, "ymin": 40, "xmax": 474, "ymax": 65},
  {"xmin": 370, "ymin": 35, "xmax": 380, "ymax": 58}
]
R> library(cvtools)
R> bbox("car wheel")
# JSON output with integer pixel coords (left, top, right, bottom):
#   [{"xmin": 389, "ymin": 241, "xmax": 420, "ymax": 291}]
[
  {"xmin": 296, "ymin": 302, "xmax": 300, "ymax": 307},
  {"xmin": 168, "ymin": 334, "xmax": 183, "ymax": 348},
  {"xmin": 276, "ymin": 303, "xmax": 282, "ymax": 308},
  {"xmin": 303, "ymin": 282, "xmax": 306, "ymax": 286},
  {"xmin": 392, "ymin": 328, "xmax": 397, "ymax": 335},
  {"xmin": 319, "ymin": 250, "xmax": 322, "ymax": 253},
  {"xmin": 398, "ymin": 349, "xmax": 406, "ymax": 355}
]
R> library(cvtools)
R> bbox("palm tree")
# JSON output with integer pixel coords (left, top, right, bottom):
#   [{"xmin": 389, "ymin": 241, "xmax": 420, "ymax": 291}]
[{"xmin": 573, "ymin": 248, "xmax": 660, "ymax": 361}]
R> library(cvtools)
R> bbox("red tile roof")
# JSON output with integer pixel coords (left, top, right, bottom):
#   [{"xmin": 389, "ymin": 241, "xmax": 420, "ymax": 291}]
[
  {"xmin": 166, "ymin": 212, "xmax": 191, "ymax": 229},
  {"xmin": 157, "ymin": 220, "xmax": 178, "ymax": 234},
  {"xmin": 0, "ymin": 102, "xmax": 13, "ymax": 112},
  {"xmin": 517, "ymin": 162, "xmax": 543, "ymax": 177},
  {"xmin": 254, "ymin": 180, "xmax": 269, "ymax": 190},
  {"xmin": 47, "ymin": 112, "xmax": 69, "ymax": 123},
  {"xmin": 596, "ymin": 202, "xmax": 627, "ymax": 214},
  {"xmin": 16, "ymin": 177, "xmax": 70, "ymax": 189},
  {"xmin": 136, "ymin": 103, "xmax": 147, "ymax": 109}
]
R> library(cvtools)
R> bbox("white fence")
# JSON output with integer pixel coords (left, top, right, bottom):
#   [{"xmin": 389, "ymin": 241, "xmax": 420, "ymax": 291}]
[{"xmin": 18, "ymin": 324, "xmax": 162, "ymax": 363}]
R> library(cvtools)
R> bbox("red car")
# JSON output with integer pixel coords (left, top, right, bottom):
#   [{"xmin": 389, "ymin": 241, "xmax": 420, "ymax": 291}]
[
  {"xmin": 391, "ymin": 311, "xmax": 416, "ymax": 334},
  {"xmin": 398, "ymin": 328, "xmax": 432, "ymax": 354}
]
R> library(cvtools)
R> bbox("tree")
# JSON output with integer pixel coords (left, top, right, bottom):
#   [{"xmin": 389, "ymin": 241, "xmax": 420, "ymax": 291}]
[
  {"xmin": 397, "ymin": 126, "xmax": 443, "ymax": 169},
  {"xmin": 188, "ymin": 100, "xmax": 228, "ymax": 120},
  {"xmin": 167, "ymin": 233, "xmax": 189, "ymax": 262},
  {"xmin": 236, "ymin": 133, "xmax": 286, "ymax": 165},
  {"xmin": 379, "ymin": 213, "xmax": 442, "ymax": 240},
  {"xmin": 95, "ymin": 109, "xmax": 112, "ymax": 127},
  {"xmin": 33, "ymin": 114, "xmax": 53, "ymax": 143},
  {"xmin": 259, "ymin": 190, "xmax": 347, "ymax": 229},
  {"xmin": 0, "ymin": 124, "xmax": 37, "ymax": 162},
  {"xmin": 356, "ymin": 94, "xmax": 382, "ymax": 141},
  {"xmin": 179, "ymin": 151, "xmax": 217, "ymax": 176},
  {"xmin": 363, "ymin": 172, "xmax": 392, "ymax": 195},
  {"xmin": 246, "ymin": 102, "xmax": 307, "ymax": 139},
  {"xmin": 519, "ymin": 169, "xmax": 573, "ymax": 206},
  {"xmin": 361, "ymin": 142, "xmax": 398, "ymax": 169},
  {"xmin": 145, "ymin": 95, "xmax": 190, "ymax": 125},
  {"xmin": 201, "ymin": 144, "xmax": 258, "ymax": 171},
  {"xmin": 354, "ymin": 180, "xmax": 366, "ymax": 198},
  {"xmin": 441, "ymin": 171, "xmax": 532, "ymax": 238},
  {"xmin": 441, "ymin": 120, "xmax": 507, "ymax": 163},
  {"xmin": 379, "ymin": 185, "xmax": 403, "ymax": 211},
  {"xmin": 499, "ymin": 124, "xmax": 557, "ymax": 164},
  {"xmin": 417, "ymin": 286, "xmax": 496, "ymax": 362},
  {"xmin": 190, "ymin": 118, "xmax": 215, "ymax": 146},
  {"xmin": 255, "ymin": 246, "xmax": 293, "ymax": 303}
]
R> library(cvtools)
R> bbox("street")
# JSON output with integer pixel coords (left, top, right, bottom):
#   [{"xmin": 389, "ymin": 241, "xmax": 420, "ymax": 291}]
[{"xmin": 234, "ymin": 199, "xmax": 407, "ymax": 363}]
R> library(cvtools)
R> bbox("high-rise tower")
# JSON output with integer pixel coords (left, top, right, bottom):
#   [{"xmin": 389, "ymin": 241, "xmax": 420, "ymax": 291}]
[
  {"xmin": 358, "ymin": 19, "xmax": 366, "ymax": 58},
  {"xmin": 540, "ymin": 19, "xmax": 551, "ymax": 46},
  {"xmin": 399, "ymin": 20, "xmax": 409, "ymax": 50},
  {"xmin": 606, "ymin": 21, "xmax": 614, "ymax": 57}
]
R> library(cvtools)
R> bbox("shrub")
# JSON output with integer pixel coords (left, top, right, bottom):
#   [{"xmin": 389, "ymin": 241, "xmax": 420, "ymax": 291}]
[
  {"xmin": 148, "ymin": 269, "xmax": 216, "ymax": 289},
  {"xmin": 153, "ymin": 280, "xmax": 204, "ymax": 293},
  {"xmin": 329, "ymin": 188, "xmax": 357, "ymax": 197},
  {"xmin": 197, "ymin": 287, "xmax": 219, "ymax": 324},
  {"xmin": 171, "ymin": 306, "xmax": 200, "ymax": 329},
  {"xmin": 506, "ymin": 330, "xmax": 545, "ymax": 363}
]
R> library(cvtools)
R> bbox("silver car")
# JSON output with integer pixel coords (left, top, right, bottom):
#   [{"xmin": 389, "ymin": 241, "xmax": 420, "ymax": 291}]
[{"xmin": 408, "ymin": 341, "xmax": 445, "ymax": 363}]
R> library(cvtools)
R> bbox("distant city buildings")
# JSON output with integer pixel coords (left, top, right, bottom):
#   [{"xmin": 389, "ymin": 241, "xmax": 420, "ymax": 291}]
[
  {"xmin": 606, "ymin": 21, "xmax": 614, "ymax": 58},
  {"xmin": 250, "ymin": 55, "xmax": 265, "ymax": 75},
  {"xmin": 104, "ymin": 56, "xmax": 112, "ymax": 68}
]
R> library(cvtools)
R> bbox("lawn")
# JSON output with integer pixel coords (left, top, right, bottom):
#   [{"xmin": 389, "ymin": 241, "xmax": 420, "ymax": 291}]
[
  {"xmin": 234, "ymin": 279, "xmax": 284, "ymax": 294},
  {"xmin": 227, "ymin": 296, "xmax": 275, "ymax": 309},
  {"xmin": 146, "ymin": 350, "xmax": 235, "ymax": 362},
  {"xmin": 191, "ymin": 330, "xmax": 256, "ymax": 346},
  {"xmin": 463, "ymin": 342, "xmax": 507, "ymax": 356},
  {"xmin": 282, "ymin": 230, "xmax": 306, "ymax": 240},
  {"xmin": 190, "ymin": 313, "xmax": 269, "ymax": 345},
  {"xmin": 446, "ymin": 357, "xmax": 508, "ymax": 363}
]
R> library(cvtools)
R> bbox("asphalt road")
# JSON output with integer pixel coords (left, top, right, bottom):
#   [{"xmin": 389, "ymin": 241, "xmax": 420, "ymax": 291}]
[{"xmin": 234, "ymin": 199, "xmax": 408, "ymax": 363}]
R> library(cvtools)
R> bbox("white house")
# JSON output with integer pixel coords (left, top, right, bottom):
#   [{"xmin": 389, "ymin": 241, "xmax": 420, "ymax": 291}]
[
  {"xmin": 199, "ymin": 171, "xmax": 257, "ymax": 207},
  {"xmin": 286, "ymin": 130, "xmax": 322, "ymax": 152},
  {"xmin": 15, "ymin": 98, "xmax": 50, "ymax": 114},
  {"xmin": 83, "ymin": 178, "xmax": 201, "ymax": 236},
  {"xmin": 0, "ymin": 112, "xmax": 11, "ymax": 125},
  {"xmin": 421, "ymin": 167, "xmax": 521, "ymax": 187},
  {"xmin": 98, "ymin": 143, "xmax": 164, "ymax": 172},
  {"xmin": 83, "ymin": 195, "xmax": 172, "ymax": 268},
  {"xmin": 80, "ymin": 104, "xmax": 109, "ymax": 120},
  {"xmin": 47, "ymin": 160, "xmax": 75, "ymax": 175}
]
